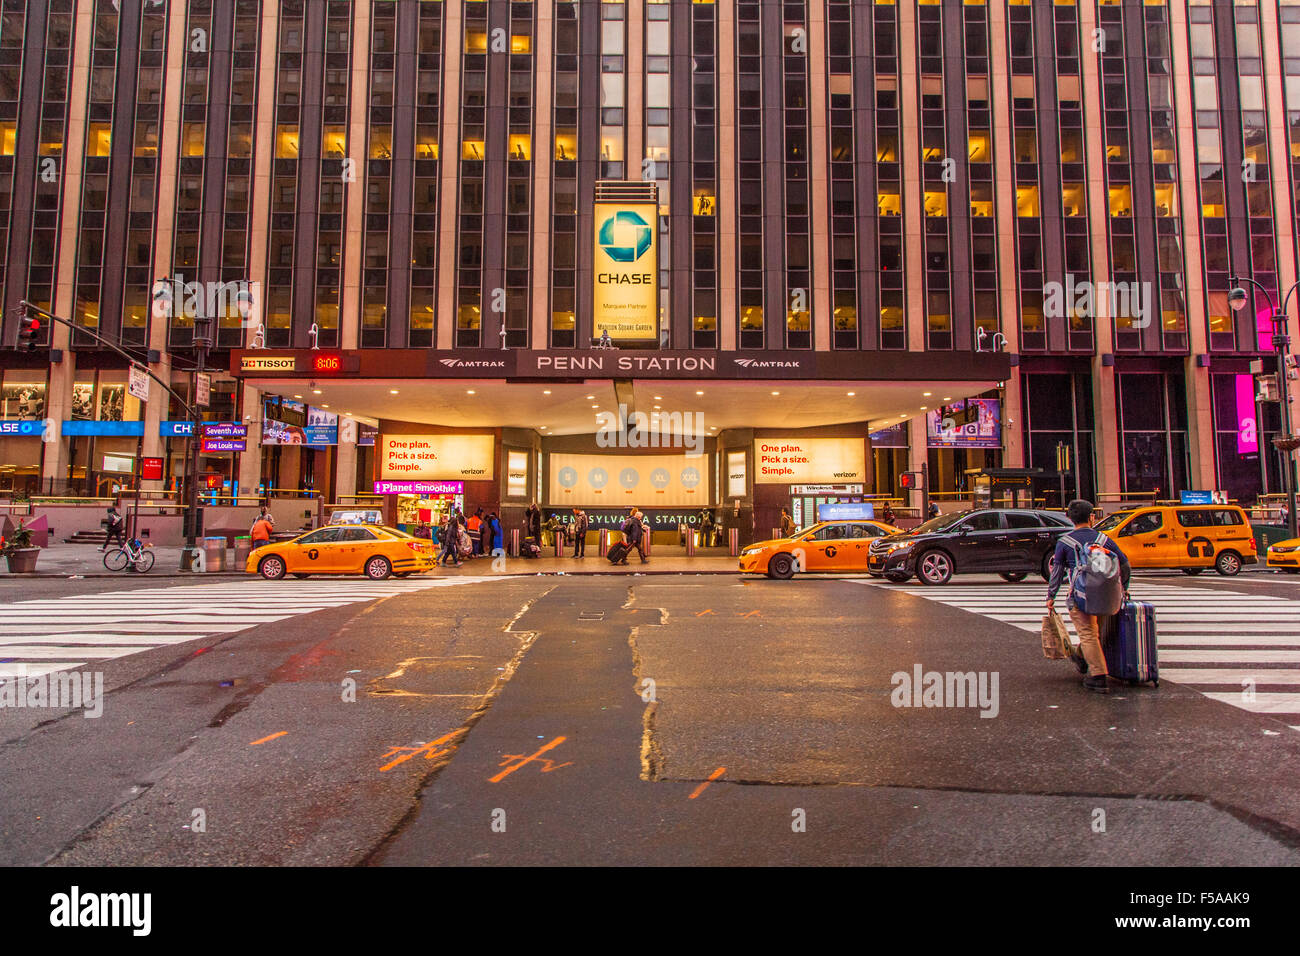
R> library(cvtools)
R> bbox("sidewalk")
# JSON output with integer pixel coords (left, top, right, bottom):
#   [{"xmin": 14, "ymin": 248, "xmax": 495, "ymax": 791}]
[{"xmin": 1, "ymin": 543, "xmax": 745, "ymax": 578}]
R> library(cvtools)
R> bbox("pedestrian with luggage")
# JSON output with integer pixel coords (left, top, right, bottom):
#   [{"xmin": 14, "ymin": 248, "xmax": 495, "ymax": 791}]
[
  {"xmin": 571, "ymin": 507, "xmax": 588, "ymax": 558},
  {"xmin": 1046, "ymin": 498, "xmax": 1131, "ymax": 694},
  {"xmin": 617, "ymin": 508, "xmax": 647, "ymax": 565}
]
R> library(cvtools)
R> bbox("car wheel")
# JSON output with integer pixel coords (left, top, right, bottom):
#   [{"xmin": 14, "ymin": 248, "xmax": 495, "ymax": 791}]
[
  {"xmin": 884, "ymin": 572, "xmax": 911, "ymax": 583},
  {"xmin": 917, "ymin": 550, "xmax": 954, "ymax": 586},
  {"xmin": 999, "ymin": 571, "xmax": 1029, "ymax": 583},
  {"xmin": 258, "ymin": 555, "xmax": 286, "ymax": 580},
  {"xmin": 1181, "ymin": 568, "xmax": 1204, "ymax": 576},
  {"xmin": 1040, "ymin": 552, "xmax": 1056, "ymax": 582},
  {"xmin": 1215, "ymin": 550, "xmax": 1242, "ymax": 576},
  {"xmin": 768, "ymin": 553, "xmax": 795, "ymax": 580},
  {"xmin": 365, "ymin": 555, "xmax": 392, "ymax": 580}
]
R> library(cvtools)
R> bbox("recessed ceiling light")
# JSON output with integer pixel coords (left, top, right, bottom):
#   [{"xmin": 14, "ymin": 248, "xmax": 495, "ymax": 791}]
[
  {"xmin": 696, "ymin": 390, "xmax": 704, "ymax": 395},
  {"xmin": 294, "ymin": 394, "xmax": 303, "ymax": 399},
  {"xmin": 389, "ymin": 389, "xmax": 399, "ymax": 394},
  {"xmin": 591, "ymin": 404, "xmax": 599, "ymax": 409},
  {"xmin": 586, "ymin": 395, "xmax": 594, "ymax": 400},
  {"xmin": 920, "ymin": 406, "xmax": 927, "ymax": 410},
  {"xmin": 771, "ymin": 391, "xmax": 780, "ymax": 396},
  {"xmin": 943, "ymin": 396, "xmax": 952, "ymax": 401},
  {"xmin": 653, "ymin": 404, "xmax": 661, "ymax": 409},
  {"xmin": 312, "ymin": 389, "xmax": 322, "ymax": 395},
  {"xmin": 321, "ymin": 404, "xmax": 330, "ymax": 408},
  {"xmin": 543, "ymin": 389, "xmax": 551, "ymax": 395},
  {"xmin": 654, "ymin": 395, "xmax": 662, "ymax": 400},
  {"xmin": 846, "ymin": 391, "xmax": 855, "ymax": 396},
  {"xmin": 923, "ymin": 392, "xmax": 932, "ymax": 397},
  {"xmin": 467, "ymin": 389, "xmax": 476, "ymax": 395}
]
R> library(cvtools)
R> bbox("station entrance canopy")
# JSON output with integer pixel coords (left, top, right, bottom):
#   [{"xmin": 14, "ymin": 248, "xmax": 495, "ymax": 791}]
[{"xmin": 232, "ymin": 348, "xmax": 1011, "ymax": 436}]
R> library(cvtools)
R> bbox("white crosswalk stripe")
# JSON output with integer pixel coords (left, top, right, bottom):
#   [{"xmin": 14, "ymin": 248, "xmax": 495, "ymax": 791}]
[
  {"xmin": 854, "ymin": 579, "xmax": 1300, "ymax": 729},
  {"xmin": 0, "ymin": 576, "xmax": 503, "ymax": 680}
]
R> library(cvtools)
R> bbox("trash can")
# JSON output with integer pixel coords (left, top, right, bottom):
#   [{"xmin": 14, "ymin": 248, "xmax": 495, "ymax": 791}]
[
  {"xmin": 202, "ymin": 536, "xmax": 226, "ymax": 572},
  {"xmin": 233, "ymin": 535, "xmax": 252, "ymax": 570}
]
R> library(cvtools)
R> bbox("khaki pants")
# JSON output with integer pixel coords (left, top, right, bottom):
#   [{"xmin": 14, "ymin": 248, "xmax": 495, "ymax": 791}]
[{"xmin": 1068, "ymin": 606, "xmax": 1109, "ymax": 678}]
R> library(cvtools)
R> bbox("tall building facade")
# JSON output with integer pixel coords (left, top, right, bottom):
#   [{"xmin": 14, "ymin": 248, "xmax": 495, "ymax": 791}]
[{"xmin": 0, "ymin": 0, "xmax": 1298, "ymax": 537}]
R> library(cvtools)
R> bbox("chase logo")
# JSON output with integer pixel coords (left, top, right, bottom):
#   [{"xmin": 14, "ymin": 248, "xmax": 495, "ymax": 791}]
[
  {"xmin": 597, "ymin": 211, "xmax": 652, "ymax": 263},
  {"xmin": 0, "ymin": 420, "xmax": 46, "ymax": 436}
]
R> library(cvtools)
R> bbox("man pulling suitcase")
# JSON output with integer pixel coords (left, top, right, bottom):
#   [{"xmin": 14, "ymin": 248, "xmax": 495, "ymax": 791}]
[{"xmin": 1045, "ymin": 499, "xmax": 1133, "ymax": 694}]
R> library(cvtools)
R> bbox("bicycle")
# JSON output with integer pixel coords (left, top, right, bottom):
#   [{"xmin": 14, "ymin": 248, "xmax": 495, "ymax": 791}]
[{"xmin": 103, "ymin": 538, "xmax": 156, "ymax": 573}]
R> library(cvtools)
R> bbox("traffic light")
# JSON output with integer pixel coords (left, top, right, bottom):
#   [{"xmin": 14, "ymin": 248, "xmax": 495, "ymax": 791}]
[{"xmin": 16, "ymin": 306, "xmax": 40, "ymax": 351}]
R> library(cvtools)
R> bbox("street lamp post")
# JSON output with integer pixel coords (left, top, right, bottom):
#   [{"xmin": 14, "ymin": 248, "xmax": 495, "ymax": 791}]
[{"xmin": 1228, "ymin": 275, "xmax": 1299, "ymax": 539}]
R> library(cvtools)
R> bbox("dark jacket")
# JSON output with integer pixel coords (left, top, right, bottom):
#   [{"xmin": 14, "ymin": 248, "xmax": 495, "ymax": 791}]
[
  {"xmin": 573, "ymin": 511, "xmax": 589, "ymax": 535},
  {"xmin": 1047, "ymin": 527, "xmax": 1132, "ymax": 614},
  {"xmin": 527, "ymin": 509, "xmax": 541, "ymax": 540},
  {"xmin": 623, "ymin": 515, "xmax": 643, "ymax": 544}
]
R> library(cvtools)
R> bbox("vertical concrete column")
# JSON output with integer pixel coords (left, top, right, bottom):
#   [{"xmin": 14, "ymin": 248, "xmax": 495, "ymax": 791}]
[
  {"xmin": 42, "ymin": 1, "xmax": 95, "ymax": 486},
  {"xmin": 896, "ymin": 1, "xmax": 924, "ymax": 353},
  {"xmin": 1262, "ymin": 0, "xmax": 1300, "ymax": 415},
  {"xmin": 988, "ymin": 0, "xmax": 1023, "ymax": 469},
  {"xmin": 908, "ymin": 415, "xmax": 927, "ymax": 512},
  {"xmin": 237, "ymin": 383, "xmax": 262, "ymax": 496},
  {"xmin": 530, "ymin": 0, "xmax": 554, "ymax": 349},
  {"xmin": 806, "ymin": 0, "xmax": 831, "ymax": 351},
  {"xmin": 716, "ymin": 0, "xmax": 737, "ymax": 351},
  {"xmin": 334, "ymin": 439, "xmax": 357, "ymax": 501},
  {"xmin": 1078, "ymin": 0, "xmax": 1120, "ymax": 498},
  {"xmin": 1168, "ymin": 3, "xmax": 1215, "ymax": 489},
  {"xmin": 340, "ymin": 0, "xmax": 371, "ymax": 352},
  {"xmin": 435, "ymin": 0, "xmax": 464, "ymax": 349},
  {"xmin": 139, "ymin": 5, "xmax": 193, "ymax": 493},
  {"xmin": 626, "ymin": 0, "xmax": 643, "ymax": 181}
]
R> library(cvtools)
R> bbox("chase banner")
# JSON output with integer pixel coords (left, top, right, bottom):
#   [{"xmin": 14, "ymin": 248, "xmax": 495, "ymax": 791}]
[{"xmin": 593, "ymin": 200, "xmax": 658, "ymax": 343}]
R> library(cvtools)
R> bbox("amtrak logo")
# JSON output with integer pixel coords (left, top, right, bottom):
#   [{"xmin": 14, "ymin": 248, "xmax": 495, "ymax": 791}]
[
  {"xmin": 733, "ymin": 358, "xmax": 802, "ymax": 369},
  {"xmin": 598, "ymin": 211, "xmax": 653, "ymax": 263},
  {"xmin": 440, "ymin": 358, "xmax": 506, "ymax": 369}
]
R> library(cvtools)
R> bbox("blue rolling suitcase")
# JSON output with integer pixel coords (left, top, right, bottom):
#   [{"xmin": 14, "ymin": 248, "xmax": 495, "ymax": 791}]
[{"xmin": 1102, "ymin": 600, "xmax": 1159, "ymax": 687}]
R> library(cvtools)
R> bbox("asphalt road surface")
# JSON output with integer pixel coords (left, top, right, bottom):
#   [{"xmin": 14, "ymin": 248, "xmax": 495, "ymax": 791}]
[{"xmin": 2, "ymin": 570, "xmax": 1300, "ymax": 866}]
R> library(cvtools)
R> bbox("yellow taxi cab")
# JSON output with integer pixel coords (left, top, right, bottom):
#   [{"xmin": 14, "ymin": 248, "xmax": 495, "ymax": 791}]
[
  {"xmin": 739, "ymin": 519, "xmax": 903, "ymax": 579},
  {"xmin": 1093, "ymin": 504, "xmax": 1257, "ymax": 576},
  {"xmin": 1266, "ymin": 537, "xmax": 1300, "ymax": 573},
  {"xmin": 247, "ymin": 524, "xmax": 436, "ymax": 580}
]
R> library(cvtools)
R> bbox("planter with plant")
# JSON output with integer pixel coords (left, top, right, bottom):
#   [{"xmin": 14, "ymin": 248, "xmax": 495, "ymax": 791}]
[{"xmin": 1, "ymin": 524, "xmax": 40, "ymax": 573}]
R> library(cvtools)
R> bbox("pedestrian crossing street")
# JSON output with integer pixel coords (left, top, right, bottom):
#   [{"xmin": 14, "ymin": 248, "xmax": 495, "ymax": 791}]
[
  {"xmin": 855, "ymin": 579, "xmax": 1300, "ymax": 730},
  {"xmin": 0, "ymin": 576, "xmax": 501, "ymax": 681}
]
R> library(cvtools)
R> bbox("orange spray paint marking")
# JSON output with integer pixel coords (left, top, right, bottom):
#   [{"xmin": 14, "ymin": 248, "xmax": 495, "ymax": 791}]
[
  {"xmin": 249, "ymin": 731, "xmax": 287, "ymax": 746},
  {"xmin": 379, "ymin": 731, "xmax": 458, "ymax": 772},
  {"xmin": 689, "ymin": 766, "xmax": 726, "ymax": 800},
  {"xmin": 696, "ymin": 609, "xmax": 714, "ymax": 617},
  {"xmin": 736, "ymin": 610, "xmax": 761, "ymax": 618},
  {"xmin": 490, "ymin": 736, "xmax": 572, "ymax": 783}
]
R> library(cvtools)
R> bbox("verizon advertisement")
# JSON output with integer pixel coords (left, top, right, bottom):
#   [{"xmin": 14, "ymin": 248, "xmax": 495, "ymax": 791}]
[
  {"xmin": 377, "ymin": 434, "xmax": 496, "ymax": 481},
  {"xmin": 754, "ymin": 438, "xmax": 866, "ymax": 484}
]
